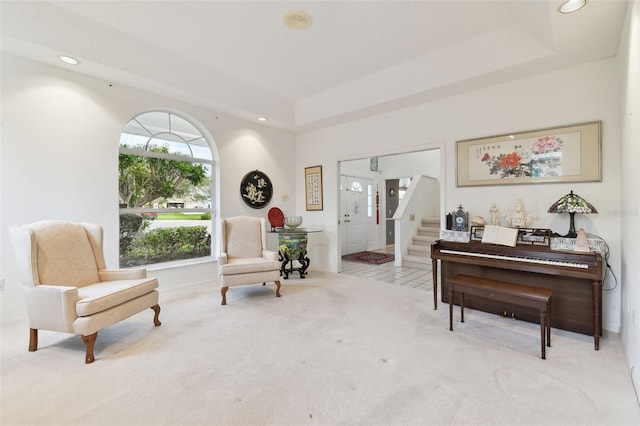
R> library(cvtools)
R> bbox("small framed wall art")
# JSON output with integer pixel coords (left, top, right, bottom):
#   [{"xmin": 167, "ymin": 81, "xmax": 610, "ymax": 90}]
[
  {"xmin": 305, "ymin": 165, "xmax": 323, "ymax": 211},
  {"xmin": 240, "ymin": 169, "xmax": 273, "ymax": 209},
  {"xmin": 370, "ymin": 157, "xmax": 379, "ymax": 171}
]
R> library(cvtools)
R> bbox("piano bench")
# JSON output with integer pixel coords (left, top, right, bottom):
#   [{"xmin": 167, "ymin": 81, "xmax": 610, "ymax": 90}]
[{"xmin": 448, "ymin": 274, "xmax": 553, "ymax": 359}]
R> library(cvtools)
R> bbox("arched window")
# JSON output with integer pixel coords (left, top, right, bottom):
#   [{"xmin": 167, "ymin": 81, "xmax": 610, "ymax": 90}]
[{"xmin": 119, "ymin": 111, "xmax": 214, "ymax": 267}]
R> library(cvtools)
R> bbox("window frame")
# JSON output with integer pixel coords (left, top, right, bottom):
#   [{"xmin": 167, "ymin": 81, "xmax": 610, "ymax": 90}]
[{"xmin": 119, "ymin": 110, "xmax": 215, "ymax": 267}]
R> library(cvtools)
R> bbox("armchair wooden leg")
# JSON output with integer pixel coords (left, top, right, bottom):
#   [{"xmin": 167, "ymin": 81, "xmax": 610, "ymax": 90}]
[
  {"xmin": 82, "ymin": 332, "xmax": 98, "ymax": 364},
  {"xmin": 275, "ymin": 280, "xmax": 281, "ymax": 297},
  {"xmin": 29, "ymin": 328, "xmax": 38, "ymax": 352},
  {"xmin": 151, "ymin": 304, "xmax": 161, "ymax": 326},
  {"xmin": 221, "ymin": 286, "xmax": 228, "ymax": 305}
]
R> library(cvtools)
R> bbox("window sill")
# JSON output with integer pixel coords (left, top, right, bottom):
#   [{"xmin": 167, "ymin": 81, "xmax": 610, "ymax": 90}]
[{"xmin": 142, "ymin": 256, "xmax": 216, "ymax": 272}]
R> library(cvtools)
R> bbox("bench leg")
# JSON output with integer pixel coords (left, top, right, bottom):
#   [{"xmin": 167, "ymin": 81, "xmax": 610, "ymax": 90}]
[
  {"xmin": 460, "ymin": 293, "xmax": 465, "ymax": 323},
  {"xmin": 547, "ymin": 302, "xmax": 552, "ymax": 348},
  {"xmin": 540, "ymin": 311, "xmax": 547, "ymax": 360}
]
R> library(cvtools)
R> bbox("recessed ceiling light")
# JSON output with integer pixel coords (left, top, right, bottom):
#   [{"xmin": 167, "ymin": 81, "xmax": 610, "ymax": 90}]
[
  {"xmin": 283, "ymin": 10, "xmax": 312, "ymax": 30},
  {"xmin": 58, "ymin": 55, "xmax": 80, "ymax": 65},
  {"xmin": 558, "ymin": 0, "xmax": 586, "ymax": 14},
  {"xmin": 257, "ymin": 116, "xmax": 268, "ymax": 122}
]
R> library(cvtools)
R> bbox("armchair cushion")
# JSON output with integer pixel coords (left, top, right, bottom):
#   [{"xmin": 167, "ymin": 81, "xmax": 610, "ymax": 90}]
[
  {"xmin": 76, "ymin": 278, "xmax": 159, "ymax": 316},
  {"xmin": 219, "ymin": 258, "xmax": 281, "ymax": 276}
]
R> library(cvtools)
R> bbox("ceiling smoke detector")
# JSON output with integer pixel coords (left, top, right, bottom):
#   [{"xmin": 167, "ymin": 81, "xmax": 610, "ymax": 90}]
[{"xmin": 283, "ymin": 10, "xmax": 312, "ymax": 30}]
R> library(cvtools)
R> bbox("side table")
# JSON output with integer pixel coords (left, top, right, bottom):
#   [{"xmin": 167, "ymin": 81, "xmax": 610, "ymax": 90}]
[{"xmin": 273, "ymin": 228, "xmax": 321, "ymax": 279}]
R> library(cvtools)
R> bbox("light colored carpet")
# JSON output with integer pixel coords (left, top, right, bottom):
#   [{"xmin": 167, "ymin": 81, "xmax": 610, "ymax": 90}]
[{"xmin": 1, "ymin": 272, "xmax": 639, "ymax": 426}]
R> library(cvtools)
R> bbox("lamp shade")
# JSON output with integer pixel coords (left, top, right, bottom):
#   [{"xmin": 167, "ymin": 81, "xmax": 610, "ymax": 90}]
[
  {"xmin": 547, "ymin": 190, "xmax": 597, "ymax": 214},
  {"xmin": 548, "ymin": 190, "xmax": 597, "ymax": 238}
]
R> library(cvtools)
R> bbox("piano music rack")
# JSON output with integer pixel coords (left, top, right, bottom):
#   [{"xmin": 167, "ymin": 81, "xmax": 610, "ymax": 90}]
[{"xmin": 470, "ymin": 226, "xmax": 551, "ymax": 247}]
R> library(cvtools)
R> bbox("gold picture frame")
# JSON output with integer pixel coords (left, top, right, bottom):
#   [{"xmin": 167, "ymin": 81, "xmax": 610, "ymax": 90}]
[
  {"xmin": 305, "ymin": 165, "xmax": 323, "ymax": 211},
  {"xmin": 456, "ymin": 121, "xmax": 602, "ymax": 187}
]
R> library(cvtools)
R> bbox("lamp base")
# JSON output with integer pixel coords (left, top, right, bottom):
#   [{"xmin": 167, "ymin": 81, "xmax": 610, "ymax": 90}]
[
  {"xmin": 563, "ymin": 212, "xmax": 578, "ymax": 238},
  {"xmin": 551, "ymin": 212, "xmax": 578, "ymax": 238}
]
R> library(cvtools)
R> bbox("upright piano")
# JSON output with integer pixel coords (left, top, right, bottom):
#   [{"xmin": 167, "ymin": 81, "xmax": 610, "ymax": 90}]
[{"xmin": 431, "ymin": 239, "xmax": 604, "ymax": 349}]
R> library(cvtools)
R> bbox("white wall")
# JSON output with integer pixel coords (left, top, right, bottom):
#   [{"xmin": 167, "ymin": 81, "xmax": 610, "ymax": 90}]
[
  {"xmin": 378, "ymin": 150, "xmax": 441, "ymax": 248},
  {"xmin": 296, "ymin": 58, "xmax": 622, "ymax": 333},
  {"xmin": 618, "ymin": 0, "xmax": 640, "ymax": 404},
  {"xmin": 379, "ymin": 150, "xmax": 440, "ymax": 180},
  {"xmin": 0, "ymin": 54, "xmax": 296, "ymax": 323}
]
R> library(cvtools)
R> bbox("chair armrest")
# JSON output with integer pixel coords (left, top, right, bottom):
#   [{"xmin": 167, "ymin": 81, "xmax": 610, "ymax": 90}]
[
  {"xmin": 98, "ymin": 269, "xmax": 147, "ymax": 281},
  {"xmin": 217, "ymin": 253, "xmax": 228, "ymax": 276},
  {"xmin": 263, "ymin": 250, "xmax": 278, "ymax": 261},
  {"xmin": 23, "ymin": 285, "xmax": 79, "ymax": 333}
]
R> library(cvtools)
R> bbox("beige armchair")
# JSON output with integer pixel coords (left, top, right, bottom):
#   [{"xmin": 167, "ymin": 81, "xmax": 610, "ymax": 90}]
[
  {"xmin": 218, "ymin": 216, "xmax": 281, "ymax": 305},
  {"xmin": 9, "ymin": 220, "xmax": 161, "ymax": 363}
]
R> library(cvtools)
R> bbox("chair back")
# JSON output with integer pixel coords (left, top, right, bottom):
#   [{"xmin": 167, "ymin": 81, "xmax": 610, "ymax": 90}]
[
  {"xmin": 10, "ymin": 220, "xmax": 102, "ymax": 287},
  {"xmin": 221, "ymin": 216, "xmax": 265, "ymax": 260}
]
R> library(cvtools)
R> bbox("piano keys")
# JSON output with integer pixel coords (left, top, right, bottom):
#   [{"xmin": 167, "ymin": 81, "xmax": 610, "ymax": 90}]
[{"xmin": 431, "ymin": 239, "xmax": 604, "ymax": 349}]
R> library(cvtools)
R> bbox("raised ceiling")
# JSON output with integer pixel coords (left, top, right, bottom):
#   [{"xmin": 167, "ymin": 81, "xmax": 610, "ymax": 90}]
[{"xmin": 0, "ymin": 1, "xmax": 629, "ymax": 132}]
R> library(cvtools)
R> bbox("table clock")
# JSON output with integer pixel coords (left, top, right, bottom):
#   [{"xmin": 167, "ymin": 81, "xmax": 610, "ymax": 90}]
[{"xmin": 453, "ymin": 205, "xmax": 468, "ymax": 231}]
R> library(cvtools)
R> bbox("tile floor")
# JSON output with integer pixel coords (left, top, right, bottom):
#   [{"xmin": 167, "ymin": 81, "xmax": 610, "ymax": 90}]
[{"xmin": 340, "ymin": 250, "xmax": 433, "ymax": 292}]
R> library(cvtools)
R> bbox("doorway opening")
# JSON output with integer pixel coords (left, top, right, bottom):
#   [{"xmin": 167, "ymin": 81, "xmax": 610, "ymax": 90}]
[{"xmin": 338, "ymin": 148, "xmax": 441, "ymax": 266}]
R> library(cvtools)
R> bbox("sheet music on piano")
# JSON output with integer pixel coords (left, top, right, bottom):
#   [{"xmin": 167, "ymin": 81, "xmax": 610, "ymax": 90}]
[
  {"xmin": 470, "ymin": 226, "xmax": 552, "ymax": 247},
  {"xmin": 480, "ymin": 225, "xmax": 518, "ymax": 247}
]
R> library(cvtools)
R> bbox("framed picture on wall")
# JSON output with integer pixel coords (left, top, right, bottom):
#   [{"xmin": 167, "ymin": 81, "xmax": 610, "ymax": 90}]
[
  {"xmin": 305, "ymin": 165, "xmax": 323, "ymax": 211},
  {"xmin": 370, "ymin": 156, "xmax": 379, "ymax": 171},
  {"xmin": 239, "ymin": 169, "xmax": 273, "ymax": 209},
  {"xmin": 456, "ymin": 121, "xmax": 602, "ymax": 187}
]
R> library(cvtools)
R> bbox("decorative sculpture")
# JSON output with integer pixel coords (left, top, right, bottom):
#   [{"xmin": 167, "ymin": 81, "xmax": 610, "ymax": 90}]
[
  {"xmin": 504, "ymin": 199, "xmax": 536, "ymax": 228},
  {"xmin": 489, "ymin": 203, "xmax": 500, "ymax": 226}
]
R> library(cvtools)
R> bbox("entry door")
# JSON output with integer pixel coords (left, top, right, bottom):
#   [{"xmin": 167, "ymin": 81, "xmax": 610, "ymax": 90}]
[{"xmin": 341, "ymin": 175, "xmax": 369, "ymax": 255}]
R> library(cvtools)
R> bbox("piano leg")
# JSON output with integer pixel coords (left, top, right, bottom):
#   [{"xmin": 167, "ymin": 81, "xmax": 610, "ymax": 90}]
[
  {"xmin": 432, "ymin": 258, "xmax": 439, "ymax": 310},
  {"xmin": 593, "ymin": 280, "xmax": 601, "ymax": 350},
  {"xmin": 449, "ymin": 287, "xmax": 453, "ymax": 331}
]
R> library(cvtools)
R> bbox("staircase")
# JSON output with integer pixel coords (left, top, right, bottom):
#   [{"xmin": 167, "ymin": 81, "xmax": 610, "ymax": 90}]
[{"xmin": 403, "ymin": 217, "xmax": 440, "ymax": 269}]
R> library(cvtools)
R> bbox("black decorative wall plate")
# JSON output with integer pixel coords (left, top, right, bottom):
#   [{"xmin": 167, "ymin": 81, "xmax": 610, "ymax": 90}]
[{"xmin": 240, "ymin": 170, "xmax": 273, "ymax": 209}]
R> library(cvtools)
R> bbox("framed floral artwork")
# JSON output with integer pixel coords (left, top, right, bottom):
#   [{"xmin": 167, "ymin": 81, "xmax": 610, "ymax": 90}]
[{"xmin": 456, "ymin": 121, "xmax": 601, "ymax": 187}]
